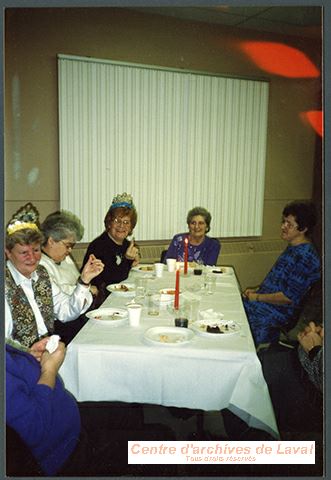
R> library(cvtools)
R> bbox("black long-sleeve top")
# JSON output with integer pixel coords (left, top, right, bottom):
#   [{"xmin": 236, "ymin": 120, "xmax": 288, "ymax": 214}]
[{"xmin": 81, "ymin": 232, "xmax": 133, "ymax": 292}]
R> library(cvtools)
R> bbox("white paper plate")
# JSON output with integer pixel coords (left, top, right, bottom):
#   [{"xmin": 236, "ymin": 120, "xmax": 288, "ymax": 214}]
[
  {"xmin": 106, "ymin": 283, "xmax": 136, "ymax": 296},
  {"xmin": 86, "ymin": 307, "xmax": 128, "ymax": 325},
  {"xmin": 159, "ymin": 288, "xmax": 181, "ymax": 302},
  {"xmin": 191, "ymin": 319, "xmax": 240, "ymax": 337},
  {"xmin": 132, "ymin": 264, "xmax": 154, "ymax": 273},
  {"xmin": 144, "ymin": 326, "xmax": 194, "ymax": 346}
]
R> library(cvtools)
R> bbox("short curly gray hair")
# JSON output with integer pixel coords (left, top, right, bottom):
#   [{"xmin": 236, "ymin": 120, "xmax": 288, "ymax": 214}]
[
  {"xmin": 186, "ymin": 207, "xmax": 212, "ymax": 233},
  {"xmin": 41, "ymin": 210, "xmax": 84, "ymax": 245}
]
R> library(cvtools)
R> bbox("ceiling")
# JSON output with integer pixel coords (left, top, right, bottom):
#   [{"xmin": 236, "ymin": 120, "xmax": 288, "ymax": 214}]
[{"xmin": 130, "ymin": 6, "xmax": 322, "ymax": 39}]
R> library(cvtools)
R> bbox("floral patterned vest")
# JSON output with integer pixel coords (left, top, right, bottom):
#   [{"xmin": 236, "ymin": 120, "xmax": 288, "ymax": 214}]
[{"xmin": 5, "ymin": 265, "xmax": 55, "ymax": 348}]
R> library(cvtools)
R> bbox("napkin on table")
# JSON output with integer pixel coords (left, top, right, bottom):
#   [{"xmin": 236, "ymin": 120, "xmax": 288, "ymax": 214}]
[{"xmin": 199, "ymin": 308, "xmax": 224, "ymax": 321}]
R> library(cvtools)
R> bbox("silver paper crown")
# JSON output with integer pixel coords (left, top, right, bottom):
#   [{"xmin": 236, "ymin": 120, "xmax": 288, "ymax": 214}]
[
  {"xmin": 110, "ymin": 192, "xmax": 134, "ymax": 209},
  {"xmin": 7, "ymin": 202, "xmax": 40, "ymax": 235}
]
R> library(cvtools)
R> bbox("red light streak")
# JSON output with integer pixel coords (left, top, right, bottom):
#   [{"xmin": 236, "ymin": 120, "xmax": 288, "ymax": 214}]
[
  {"xmin": 300, "ymin": 110, "xmax": 323, "ymax": 137},
  {"xmin": 240, "ymin": 41, "xmax": 320, "ymax": 78}
]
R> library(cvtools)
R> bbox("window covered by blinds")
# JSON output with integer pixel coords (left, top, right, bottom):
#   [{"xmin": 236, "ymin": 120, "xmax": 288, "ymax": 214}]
[{"xmin": 58, "ymin": 54, "xmax": 269, "ymax": 241}]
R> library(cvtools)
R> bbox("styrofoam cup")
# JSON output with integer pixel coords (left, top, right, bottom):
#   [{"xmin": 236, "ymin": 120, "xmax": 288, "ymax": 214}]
[
  {"xmin": 166, "ymin": 258, "xmax": 176, "ymax": 272},
  {"xmin": 154, "ymin": 262, "xmax": 164, "ymax": 278},
  {"xmin": 127, "ymin": 304, "xmax": 142, "ymax": 327}
]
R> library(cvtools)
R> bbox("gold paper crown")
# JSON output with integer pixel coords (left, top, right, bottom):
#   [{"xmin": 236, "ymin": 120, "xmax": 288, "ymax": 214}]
[
  {"xmin": 7, "ymin": 221, "xmax": 40, "ymax": 235},
  {"xmin": 6, "ymin": 202, "xmax": 40, "ymax": 235},
  {"xmin": 110, "ymin": 192, "xmax": 134, "ymax": 209}
]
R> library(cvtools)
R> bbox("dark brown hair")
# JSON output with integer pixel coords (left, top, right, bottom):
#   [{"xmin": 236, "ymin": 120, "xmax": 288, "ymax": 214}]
[{"xmin": 282, "ymin": 201, "xmax": 317, "ymax": 237}]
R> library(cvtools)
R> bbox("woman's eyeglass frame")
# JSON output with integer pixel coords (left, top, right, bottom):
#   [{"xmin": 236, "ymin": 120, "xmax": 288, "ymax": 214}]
[
  {"xmin": 189, "ymin": 220, "xmax": 207, "ymax": 227},
  {"xmin": 112, "ymin": 217, "xmax": 131, "ymax": 227},
  {"xmin": 281, "ymin": 219, "xmax": 299, "ymax": 230},
  {"xmin": 59, "ymin": 240, "xmax": 76, "ymax": 250}
]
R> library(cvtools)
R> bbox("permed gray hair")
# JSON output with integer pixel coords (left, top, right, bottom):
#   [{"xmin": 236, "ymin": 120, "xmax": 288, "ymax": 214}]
[
  {"xmin": 41, "ymin": 210, "xmax": 84, "ymax": 245},
  {"xmin": 186, "ymin": 207, "xmax": 212, "ymax": 233}
]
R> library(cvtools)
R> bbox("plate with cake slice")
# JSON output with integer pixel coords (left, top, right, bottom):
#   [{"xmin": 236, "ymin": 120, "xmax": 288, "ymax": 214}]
[
  {"xmin": 106, "ymin": 283, "xmax": 136, "ymax": 296},
  {"xmin": 86, "ymin": 307, "xmax": 128, "ymax": 326},
  {"xmin": 132, "ymin": 264, "xmax": 155, "ymax": 273},
  {"xmin": 191, "ymin": 319, "xmax": 241, "ymax": 337},
  {"xmin": 205, "ymin": 266, "xmax": 234, "ymax": 276}
]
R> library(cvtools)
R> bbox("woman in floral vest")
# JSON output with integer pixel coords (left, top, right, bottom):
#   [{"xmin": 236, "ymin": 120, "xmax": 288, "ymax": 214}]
[{"xmin": 5, "ymin": 203, "xmax": 104, "ymax": 351}]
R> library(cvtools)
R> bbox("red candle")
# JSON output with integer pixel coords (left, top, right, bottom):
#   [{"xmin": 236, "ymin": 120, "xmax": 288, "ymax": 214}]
[
  {"xmin": 174, "ymin": 263, "xmax": 180, "ymax": 309},
  {"xmin": 184, "ymin": 237, "xmax": 189, "ymax": 275}
]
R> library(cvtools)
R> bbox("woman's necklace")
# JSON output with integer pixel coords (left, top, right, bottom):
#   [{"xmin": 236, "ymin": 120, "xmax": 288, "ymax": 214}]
[
  {"xmin": 108, "ymin": 232, "xmax": 124, "ymax": 265},
  {"xmin": 116, "ymin": 254, "xmax": 123, "ymax": 265}
]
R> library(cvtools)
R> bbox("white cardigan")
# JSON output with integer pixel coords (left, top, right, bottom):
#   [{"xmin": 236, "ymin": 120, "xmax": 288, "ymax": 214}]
[{"xmin": 40, "ymin": 253, "xmax": 80, "ymax": 295}]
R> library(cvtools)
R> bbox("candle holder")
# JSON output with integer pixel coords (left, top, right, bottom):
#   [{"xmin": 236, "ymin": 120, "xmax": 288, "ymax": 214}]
[
  {"xmin": 193, "ymin": 268, "xmax": 202, "ymax": 275},
  {"xmin": 173, "ymin": 302, "xmax": 189, "ymax": 328},
  {"xmin": 174, "ymin": 317, "xmax": 188, "ymax": 328},
  {"xmin": 174, "ymin": 305, "xmax": 189, "ymax": 328},
  {"xmin": 193, "ymin": 259, "xmax": 204, "ymax": 276}
]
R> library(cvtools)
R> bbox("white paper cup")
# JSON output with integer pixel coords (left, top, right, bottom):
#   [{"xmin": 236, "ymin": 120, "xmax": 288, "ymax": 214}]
[
  {"xmin": 127, "ymin": 304, "xmax": 142, "ymax": 327},
  {"xmin": 154, "ymin": 262, "xmax": 164, "ymax": 278},
  {"xmin": 166, "ymin": 258, "xmax": 176, "ymax": 272}
]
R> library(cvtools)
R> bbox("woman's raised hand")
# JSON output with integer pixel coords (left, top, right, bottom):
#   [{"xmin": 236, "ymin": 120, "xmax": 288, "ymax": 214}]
[
  {"xmin": 80, "ymin": 254, "xmax": 104, "ymax": 284},
  {"xmin": 38, "ymin": 342, "xmax": 67, "ymax": 388},
  {"xmin": 125, "ymin": 238, "xmax": 140, "ymax": 265},
  {"xmin": 297, "ymin": 321, "xmax": 323, "ymax": 353}
]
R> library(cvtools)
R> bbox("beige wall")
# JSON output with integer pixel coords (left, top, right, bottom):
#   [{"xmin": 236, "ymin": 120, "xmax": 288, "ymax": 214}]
[{"xmin": 5, "ymin": 7, "xmax": 322, "ymax": 287}]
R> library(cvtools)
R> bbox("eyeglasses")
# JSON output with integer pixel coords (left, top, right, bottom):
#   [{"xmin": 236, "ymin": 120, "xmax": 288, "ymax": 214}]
[
  {"xmin": 190, "ymin": 221, "xmax": 206, "ymax": 227},
  {"xmin": 281, "ymin": 219, "xmax": 298, "ymax": 230},
  {"xmin": 112, "ymin": 218, "xmax": 131, "ymax": 227},
  {"xmin": 60, "ymin": 240, "xmax": 76, "ymax": 250}
]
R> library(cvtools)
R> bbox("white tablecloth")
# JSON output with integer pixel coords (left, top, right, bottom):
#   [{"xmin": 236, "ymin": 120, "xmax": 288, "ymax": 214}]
[{"xmin": 59, "ymin": 267, "xmax": 279, "ymax": 438}]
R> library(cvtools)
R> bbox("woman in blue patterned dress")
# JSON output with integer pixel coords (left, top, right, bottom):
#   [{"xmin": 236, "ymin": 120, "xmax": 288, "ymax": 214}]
[
  {"xmin": 164, "ymin": 207, "xmax": 221, "ymax": 266},
  {"xmin": 243, "ymin": 201, "xmax": 321, "ymax": 346}
]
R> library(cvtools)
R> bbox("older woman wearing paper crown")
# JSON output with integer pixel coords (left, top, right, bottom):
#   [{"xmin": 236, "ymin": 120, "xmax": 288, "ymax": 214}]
[
  {"xmin": 5, "ymin": 203, "xmax": 104, "ymax": 351},
  {"xmin": 81, "ymin": 193, "xmax": 139, "ymax": 305}
]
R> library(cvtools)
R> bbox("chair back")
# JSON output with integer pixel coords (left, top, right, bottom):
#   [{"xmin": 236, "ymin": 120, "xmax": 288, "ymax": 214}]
[
  {"xmin": 6, "ymin": 425, "xmax": 43, "ymax": 475},
  {"xmin": 279, "ymin": 279, "xmax": 322, "ymax": 346},
  {"xmin": 160, "ymin": 249, "xmax": 168, "ymax": 263}
]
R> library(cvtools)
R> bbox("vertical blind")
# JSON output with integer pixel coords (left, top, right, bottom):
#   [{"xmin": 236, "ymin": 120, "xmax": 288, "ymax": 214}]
[{"xmin": 58, "ymin": 54, "xmax": 269, "ymax": 242}]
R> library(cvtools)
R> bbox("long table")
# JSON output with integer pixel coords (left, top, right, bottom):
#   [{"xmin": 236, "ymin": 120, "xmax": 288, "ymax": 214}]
[{"xmin": 59, "ymin": 266, "xmax": 279, "ymax": 438}]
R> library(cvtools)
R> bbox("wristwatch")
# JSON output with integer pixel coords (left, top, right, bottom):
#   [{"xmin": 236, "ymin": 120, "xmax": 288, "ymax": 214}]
[{"xmin": 78, "ymin": 276, "xmax": 90, "ymax": 287}]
